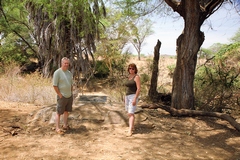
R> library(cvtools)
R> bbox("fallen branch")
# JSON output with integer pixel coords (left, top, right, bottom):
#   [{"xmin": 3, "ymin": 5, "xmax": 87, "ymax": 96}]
[{"xmin": 140, "ymin": 103, "xmax": 240, "ymax": 131}]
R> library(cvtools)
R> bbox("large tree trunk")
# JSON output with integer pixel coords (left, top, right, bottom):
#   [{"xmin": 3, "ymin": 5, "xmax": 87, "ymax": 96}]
[
  {"xmin": 171, "ymin": 0, "xmax": 204, "ymax": 109},
  {"xmin": 148, "ymin": 40, "xmax": 161, "ymax": 100},
  {"xmin": 26, "ymin": 3, "xmax": 72, "ymax": 78}
]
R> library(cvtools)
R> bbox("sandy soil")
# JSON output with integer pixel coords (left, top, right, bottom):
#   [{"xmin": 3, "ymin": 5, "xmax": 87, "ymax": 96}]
[{"xmin": 1, "ymin": 93, "xmax": 240, "ymax": 160}]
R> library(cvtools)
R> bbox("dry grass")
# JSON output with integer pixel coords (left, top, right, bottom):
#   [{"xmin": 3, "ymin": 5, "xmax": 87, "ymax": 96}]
[{"xmin": 0, "ymin": 64, "xmax": 55, "ymax": 105}]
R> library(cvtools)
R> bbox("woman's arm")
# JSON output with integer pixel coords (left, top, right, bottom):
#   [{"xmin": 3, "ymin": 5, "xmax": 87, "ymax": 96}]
[{"xmin": 133, "ymin": 75, "xmax": 141, "ymax": 105}]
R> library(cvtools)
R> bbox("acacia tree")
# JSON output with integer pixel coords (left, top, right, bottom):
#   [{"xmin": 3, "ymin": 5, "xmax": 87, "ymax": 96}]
[
  {"xmin": 129, "ymin": 19, "xmax": 154, "ymax": 60},
  {"xmin": 164, "ymin": 0, "xmax": 238, "ymax": 110}
]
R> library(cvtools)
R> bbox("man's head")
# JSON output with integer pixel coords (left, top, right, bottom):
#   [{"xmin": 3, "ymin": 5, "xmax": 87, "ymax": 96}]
[{"xmin": 61, "ymin": 57, "xmax": 70, "ymax": 71}]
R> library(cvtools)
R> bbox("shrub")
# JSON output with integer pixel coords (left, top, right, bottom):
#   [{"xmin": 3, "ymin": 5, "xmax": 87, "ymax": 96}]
[
  {"xmin": 194, "ymin": 44, "xmax": 240, "ymax": 113},
  {"xmin": 140, "ymin": 73, "xmax": 150, "ymax": 84},
  {"xmin": 94, "ymin": 60, "xmax": 109, "ymax": 78},
  {"xmin": 167, "ymin": 64, "xmax": 175, "ymax": 78}
]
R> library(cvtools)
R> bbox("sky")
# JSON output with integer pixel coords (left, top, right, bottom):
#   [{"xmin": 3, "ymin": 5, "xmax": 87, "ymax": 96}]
[{"xmin": 129, "ymin": 4, "xmax": 240, "ymax": 56}]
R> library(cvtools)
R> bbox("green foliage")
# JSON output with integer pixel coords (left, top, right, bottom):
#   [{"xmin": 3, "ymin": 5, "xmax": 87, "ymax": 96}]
[
  {"xmin": 167, "ymin": 64, "xmax": 175, "ymax": 77},
  {"xmin": 215, "ymin": 42, "xmax": 240, "ymax": 59},
  {"xmin": 0, "ymin": 0, "xmax": 36, "ymax": 65},
  {"xmin": 157, "ymin": 85, "xmax": 168, "ymax": 94},
  {"xmin": 140, "ymin": 73, "xmax": 150, "ymax": 84},
  {"xmin": 0, "ymin": 33, "xmax": 29, "ymax": 64},
  {"xmin": 113, "ymin": 0, "xmax": 169, "ymax": 17},
  {"xmin": 198, "ymin": 48, "xmax": 214, "ymax": 59},
  {"xmin": 94, "ymin": 60, "xmax": 110, "ymax": 78},
  {"xmin": 95, "ymin": 42, "xmax": 128, "ymax": 77},
  {"xmin": 194, "ymin": 42, "xmax": 240, "ymax": 112},
  {"xmin": 145, "ymin": 58, "xmax": 153, "ymax": 74},
  {"xmin": 200, "ymin": 43, "xmax": 227, "ymax": 58},
  {"xmin": 230, "ymin": 28, "xmax": 240, "ymax": 43}
]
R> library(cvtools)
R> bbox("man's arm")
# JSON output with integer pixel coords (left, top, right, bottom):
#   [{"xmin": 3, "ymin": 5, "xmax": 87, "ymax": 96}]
[{"xmin": 53, "ymin": 86, "xmax": 63, "ymax": 98}]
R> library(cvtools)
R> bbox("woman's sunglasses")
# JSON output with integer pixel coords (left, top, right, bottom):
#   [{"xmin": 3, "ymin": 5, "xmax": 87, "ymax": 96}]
[{"xmin": 128, "ymin": 68, "xmax": 135, "ymax": 70}]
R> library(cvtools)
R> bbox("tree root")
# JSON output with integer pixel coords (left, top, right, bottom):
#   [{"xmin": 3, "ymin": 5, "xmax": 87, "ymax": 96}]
[{"xmin": 140, "ymin": 103, "xmax": 240, "ymax": 131}]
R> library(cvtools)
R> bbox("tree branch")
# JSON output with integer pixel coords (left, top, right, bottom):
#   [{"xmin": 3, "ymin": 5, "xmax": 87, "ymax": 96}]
[
  {"xmin": 200, "ymin": 0, "xmax": 224, "ymax": 24},
  {"xmin": 164, "ymin": 0, "xmax": 182, "ymax": 15}
]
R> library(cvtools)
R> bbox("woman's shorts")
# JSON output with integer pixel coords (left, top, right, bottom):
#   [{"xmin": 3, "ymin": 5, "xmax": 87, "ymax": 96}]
[
  {"xmin": 125, "ymin": 94, "xmax": 138, "ymax": 114},
  {"xmin": 57, "ymin": 95, "xmax": 73, "ymax": 115}
]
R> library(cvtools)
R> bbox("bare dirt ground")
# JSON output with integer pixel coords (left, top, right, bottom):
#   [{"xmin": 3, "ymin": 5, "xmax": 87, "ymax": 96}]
[
  {"xmin": 1, "ymin": 93, "xmax": 240, "ymax": 160},
  {"xmin": 1, "ymin": 56, "xmax": 240, "ymax": 160}
]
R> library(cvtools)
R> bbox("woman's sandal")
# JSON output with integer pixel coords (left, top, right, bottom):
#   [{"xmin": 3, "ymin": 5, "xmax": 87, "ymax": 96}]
[
  {"xmin": 126, "ymin": 131, "xmax": 133, "ymax": 137},
  {"xmin": 56, "ymin": 129, "xmax": 64, "ymax": 135}
]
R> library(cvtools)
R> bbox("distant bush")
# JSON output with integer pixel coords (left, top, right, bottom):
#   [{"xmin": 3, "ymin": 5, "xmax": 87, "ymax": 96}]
[
  {"xmin": 140, "ymin": 73, "xmax": 150, "ymax": 84},
  {"xmin": 167, "ymin": 64, "xmax": 175, "ymax": 78}
]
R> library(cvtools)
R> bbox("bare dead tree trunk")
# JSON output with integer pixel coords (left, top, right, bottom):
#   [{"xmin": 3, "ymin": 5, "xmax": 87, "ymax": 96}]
[{"xmin": 148, "ymin": 40, "xmax": 161, "ymax": 100}]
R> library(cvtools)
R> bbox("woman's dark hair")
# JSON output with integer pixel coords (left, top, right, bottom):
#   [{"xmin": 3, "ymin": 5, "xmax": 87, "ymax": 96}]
[{"xmin": 127, "ymin": 63, "xmax": 138, "ymax": 74}]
